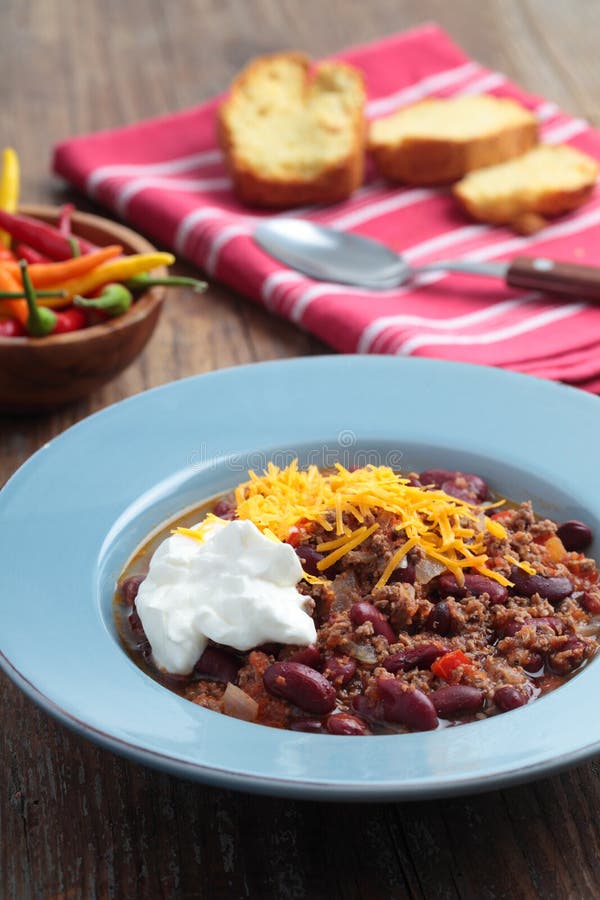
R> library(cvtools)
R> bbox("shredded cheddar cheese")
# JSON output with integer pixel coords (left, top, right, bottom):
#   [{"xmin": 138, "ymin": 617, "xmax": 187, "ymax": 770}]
[
  {"xmin": 173, "ymin": 513, "xmax": 223, "ymax": 543},
  {"xmin": 506, "ymin": 555, "xmax": 537, "ymax": 576},
  {"xmin": 232, "ymin": 460, "xmax": 513, "ymax": 588}
]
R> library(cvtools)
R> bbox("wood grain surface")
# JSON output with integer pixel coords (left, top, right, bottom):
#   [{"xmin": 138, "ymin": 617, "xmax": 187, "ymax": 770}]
[{"xmin": 1, "ymin": 1, "xmax": 600, "ymax": 897}]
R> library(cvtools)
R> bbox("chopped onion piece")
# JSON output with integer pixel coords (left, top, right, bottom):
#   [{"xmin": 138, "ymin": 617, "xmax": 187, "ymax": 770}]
[
  {"xmin": 222, "ymin": 683, "xmax": 258, "ymax": 721},
  {"xmin": 415, "ymin": 557, "xmax": 446, "ymax": 584},
  {"xmin": 345, "ymin": 641, "xmax": 378, "ymax": 664}
]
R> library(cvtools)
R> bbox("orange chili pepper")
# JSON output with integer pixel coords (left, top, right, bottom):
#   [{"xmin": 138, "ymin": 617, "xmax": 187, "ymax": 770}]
[
  {"xmin": 0, "ymin": 266, "xmax": 27, "ymax": 324},
  {"xmin": 430, "ymin": 649, "xmax": 474, "ymax": 681},
  {"xmin": 0, "ymin": 244, "xmax": 123, "ymax": 288}
]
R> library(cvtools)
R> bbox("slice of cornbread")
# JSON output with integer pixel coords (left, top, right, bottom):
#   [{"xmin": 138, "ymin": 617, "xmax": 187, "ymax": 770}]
[
  {"xmin": 454, "ymin": 144, "xmax": 598, "ymax": 233},
  {"xmin": 218, "ymin": 52, "xmax": 366, "ymax": 207},
  {"xmin": 368, "ymin": 94, "xmax": 537, "ymax": 185}
]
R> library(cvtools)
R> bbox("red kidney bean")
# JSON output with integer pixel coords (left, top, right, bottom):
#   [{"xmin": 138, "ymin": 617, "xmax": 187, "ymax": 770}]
[
  {"xmin": 128, "ymin": 604, "xmax": 146, "ymax": 638},
  {"xmin": 294, "ymin": 544, "xmax": 324, "ymax": 576},
  {"xmin": 383, "ymin": 643, "xmax": 447, "ymax": 673},
  {"xmin": 546, "ymin": 637, "xmax": 588, "ymax": 675},
  {"xmin": 212, "ymin": 497, "xmax": 236, "ymax": 519},
  {"xmin": 195, "ymin": 646, "xmax": 241, "ymax": 684},
  {"xmin": 323, "ymin": 654, "xmax": 356, "ymax": 686},
  {"xmin": 326, "ymin": 713, "xmax": 370, "ymax": 735},
  {"xmin": 419, "ymin": 469, "xmax": 457, "ymax": 488},
  {"xmin": 556, "ymin": 520, "xmax": 593, "ymax": 552},
  {"xmin": 407, "ymin": 474, "xmax": 423, "ymax": 487},
  {"xmin": 389, "ymin": 562, "xmax": 416, "ymax": 584},
  {"xmin": 376, "ymin": 678, "xmax": 438, "ymax": 731},
  {"xmin": 289, "ymin": 717, "xmax": 325, "ymax": 733},
  {"xmin": 287, "ymin": 645, "xmax": 322, "ymax": 669},
  {"xmin": 503, "ymin": 616, "xmax": 571, "ymax": 637},
  {"xmin": 581, "ymin": 591, "xmax": 600, "ymax": 615},
  {"xmin": 350, "ymin": 601, "xmax": 396, "ymax": 643},
  {"xmin": 528, "ymin": 616, "xmax": 572, "ymax": 635},
  {"xmin": 522, "ymin": 652, "xmax": 544, "ymax": 675},
  {"xmin": 494, "ymin": 685, "xmax": 528, "ymax": 712},
  {"xmin": 263, "ymin": 662, "xmax": 336, "ymax": 714},
  {"xmin": 426, "ymin": 601, "xmax": 453, "ymax": 636},
  {"xmin": 509, "ymin": 568, "xmax": 573, "ymax": 604},
  {"xmin": 429, "ymin": 685, "xmax": 485, "ymax": 717},
  {"xmin": 500, "ymin": 619, "xmax": 527, "ymax": 638},
  {"xmin": 437, "ymin": 572, "xmax": 508, "ymax": 604},
  {"xmin": 351, "ymin": 694, "xmax": 384, "ymax": 722},
  {"xmin": 121, "ymin": 574, "xmax": 145, "ymax": 606},
  {"xmin": 420, "ymin": 469, "xmax": 488, "ymax": 501}
]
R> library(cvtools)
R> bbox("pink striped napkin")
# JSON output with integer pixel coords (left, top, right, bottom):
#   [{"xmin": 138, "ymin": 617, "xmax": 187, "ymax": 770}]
[{"xmin": 53, "ymin": 24, "xmax": 600, "ymax": 391}]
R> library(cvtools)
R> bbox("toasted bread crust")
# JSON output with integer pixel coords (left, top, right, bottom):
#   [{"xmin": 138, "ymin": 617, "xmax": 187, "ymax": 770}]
[
  {"xmin": 218, "ymin": 52, "xmax": 366, "ymax": 208},
  {"xmin": 369, "ymin": 120, "xmax": 537, "ymax": 185},
  {"xmin": 368, "ymin": 96, "xmax": 538, "ymax": 185},
  {"xmin": 453, "ymin": 145, "xmax": 598, "ymax": 232}
]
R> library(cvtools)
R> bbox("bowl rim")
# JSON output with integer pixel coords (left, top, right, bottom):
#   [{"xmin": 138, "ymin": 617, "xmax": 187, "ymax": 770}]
[
  {"xmin": 0, "ymin": 203, "xmax": 168, "ymax": 347},
  {"xmin": 1, "ymin": 355, "xmax": 600, "ymax": 800}
]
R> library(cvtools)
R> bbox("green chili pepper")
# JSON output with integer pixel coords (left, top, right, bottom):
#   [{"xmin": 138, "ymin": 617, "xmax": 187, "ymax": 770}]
[
  {"xmin": 19, "ymin": 259, "xmax": 57, "ymax": 337},
  {"xmin": 125, "ymin": 273, "xmax": 207, "ymax": 292},
  {"xmin": 74, "ymin": 283, "xmax": 133, "ymax": 317}
]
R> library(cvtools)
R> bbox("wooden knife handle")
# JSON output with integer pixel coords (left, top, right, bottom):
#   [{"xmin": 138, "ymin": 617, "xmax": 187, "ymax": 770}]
[{"xmin": 506, "ymin": 256, "xmax": 600, "ymax": 301}]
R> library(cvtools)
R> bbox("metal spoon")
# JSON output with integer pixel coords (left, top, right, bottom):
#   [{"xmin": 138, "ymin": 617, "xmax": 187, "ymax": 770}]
[{"xmin": 255, "ymin": 218, "xmax": 600, "ymax": 299}]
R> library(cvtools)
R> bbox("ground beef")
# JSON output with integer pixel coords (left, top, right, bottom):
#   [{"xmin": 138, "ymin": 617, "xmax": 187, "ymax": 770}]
[{"xmin": 117, "ymin": 488, "xmax": 600, "ymax": 735}]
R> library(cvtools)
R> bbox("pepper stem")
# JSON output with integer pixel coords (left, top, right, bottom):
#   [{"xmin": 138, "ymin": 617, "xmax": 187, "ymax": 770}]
[
  {"xmin": 0, "ymin": 289, "xmax": 66, "ymax": 298},
  {"xmin": 19, "ymin": 259, "xmax": 57, "ymax": 336},
  {"xmin": 125, "ymin": 273, "xmax": 207, "ymax": 292}
]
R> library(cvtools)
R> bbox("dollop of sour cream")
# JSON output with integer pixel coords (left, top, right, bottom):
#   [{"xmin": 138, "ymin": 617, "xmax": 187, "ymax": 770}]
[{"xmin": 135, "ymin": 518, "xmax": 317, "ymax": 675}]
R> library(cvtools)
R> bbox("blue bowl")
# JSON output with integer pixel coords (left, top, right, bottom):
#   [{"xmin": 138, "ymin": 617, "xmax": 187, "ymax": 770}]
[{"xmin": 0, "ymin": 356, "xmax": 598, "ymax": 799}]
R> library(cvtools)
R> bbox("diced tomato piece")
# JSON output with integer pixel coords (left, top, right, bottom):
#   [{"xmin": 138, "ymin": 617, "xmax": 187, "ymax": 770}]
[
  {"xmin": 286, "ymin": 526, "xmax": 302, "ymax": 547},
  {"xmin": 430, "ymin": 649, "xmax": 473, "ymax": 680}
]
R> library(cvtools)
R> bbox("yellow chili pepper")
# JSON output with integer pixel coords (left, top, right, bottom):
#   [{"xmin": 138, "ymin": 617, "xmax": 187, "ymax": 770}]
[
  {"xmin": 37, "ymin": 252, "xmax": 175, "ymax": 307},
  {"xmin": 0, "ymin": 148, "xmax": 20, "ymax": 248}
]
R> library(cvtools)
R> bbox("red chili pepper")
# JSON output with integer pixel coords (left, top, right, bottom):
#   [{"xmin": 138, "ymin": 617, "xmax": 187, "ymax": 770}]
[
  {"xmin": 0, "ymin": 209, "xmax": 97, "ymax": 260},
  {"xmin": 0, "ymin": 317, "xmax": 25, "ymax": 336},
  {"xmin": 14, "ymin": 243, "xmax": 49, "ymax": 264},
  {"xmin": 430, "ymin": 650, "xmax": 474, "ymax": 680},
  {"xmin": 52, "ymin": 307, "xmax": 86, "ymax": 334},
  {"xmin": 58, "ymin": 203, "xmax": 75, "ymax": 236}
]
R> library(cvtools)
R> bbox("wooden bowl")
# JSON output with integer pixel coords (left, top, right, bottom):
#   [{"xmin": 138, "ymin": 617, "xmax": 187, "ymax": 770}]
[{"xmin": 0, "ymin": 205, "xmax": 168, "ymax": 413}]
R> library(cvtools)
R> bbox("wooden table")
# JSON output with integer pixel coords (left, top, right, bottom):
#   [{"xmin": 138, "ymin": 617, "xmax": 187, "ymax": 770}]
[{"xmin": 2, "ymin": 1, "xmax": 599, "ymax": 896}]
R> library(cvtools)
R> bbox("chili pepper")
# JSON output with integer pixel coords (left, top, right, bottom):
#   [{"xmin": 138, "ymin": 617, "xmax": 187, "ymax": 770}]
[
  {"xmin": 20, "ymin": 260, "xmax": 56, "ymax": 336},
  {"xmin": 58, "ymin": 203, "xmax": 75, "ymax": 236},
  {"xmin": 14, "ymin": 243, "xmax": 48, "ymax": 264},
  {"xmin": 52, "ymin": 307, "xmax": 86, "ymax": 334},
  {"xmin": 74, "ymin": 283, "xmax": 133, "ymax": 317},
  {"xmin": 19, "ymin": 260, "xmax": 85, "ymax": 336},
  {"xmin": 0, "ymin": 265, "xmax": 27, "ymax": 324},
  {"xmin": 0, "ymin": 209, "xmax": 97, "ymax": 260},
  {"xmin": 0, "ymin": 317, "xmax": 25, "ymax": 337},
  {"xmin": 125, "ymin": 273, "xmax": 207, "ymax": 292},
  {"xmin": 37, "ymin": 251, "xmax": 175, "ymax": 307},
  {"xmin": 68, "ymin": 236, "xmax": 81, "ymax": 257},
  {"xmin": 0, "ymin": 148, "xmax": 20, "ymax": 247},
  {"xmin": 1, "ymin": 243, "xmax": 122, "ymax": 288},
  {"xmin": 430, "ymin": 650, "xmax": 474, "ymax": 681},
  {"xmin": 0, "ymin": 246, "xmax": 17, "ymax": 261}
]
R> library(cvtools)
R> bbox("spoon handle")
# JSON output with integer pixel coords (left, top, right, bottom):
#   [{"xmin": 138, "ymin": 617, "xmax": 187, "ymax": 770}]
[{"xmin": 506, "ymin": 256, "xmax": 600, "ymax": 300}]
